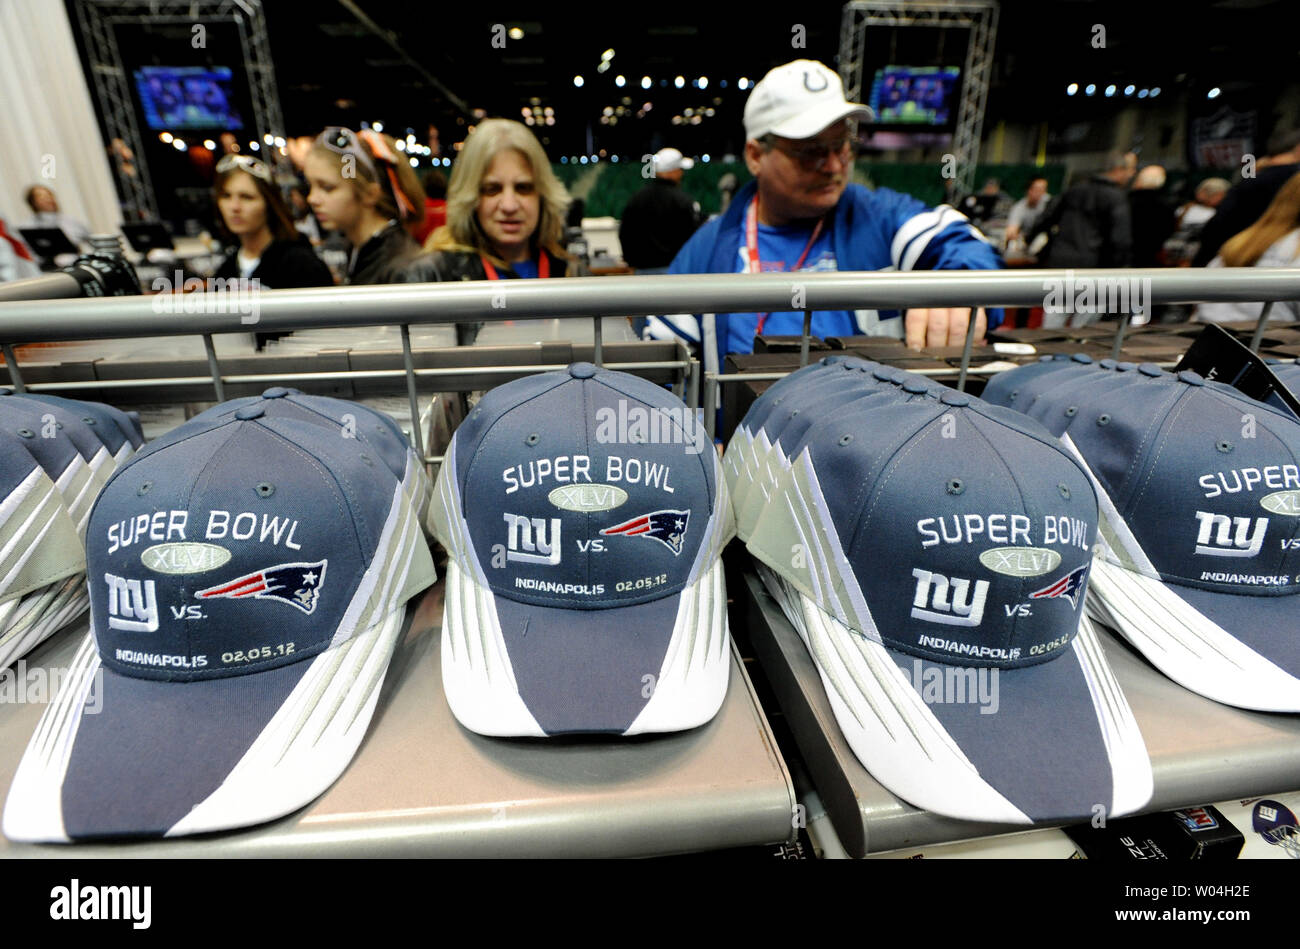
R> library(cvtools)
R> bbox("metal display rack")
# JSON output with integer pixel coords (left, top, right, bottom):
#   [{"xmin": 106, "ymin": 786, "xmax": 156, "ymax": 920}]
[{"xmin": 2, "ymin": 267, "xmax": 1299, "ymax": 857}]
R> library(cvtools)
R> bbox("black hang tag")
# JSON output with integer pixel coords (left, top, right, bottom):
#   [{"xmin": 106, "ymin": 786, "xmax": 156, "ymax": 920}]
[{"xmin": 1175, "ymin": 323, "xmax": 1300, "ymax": 421}]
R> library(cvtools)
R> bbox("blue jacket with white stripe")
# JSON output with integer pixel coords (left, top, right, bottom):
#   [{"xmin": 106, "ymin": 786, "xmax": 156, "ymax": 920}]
[{"xmin": 652, "ymin": 179, "xmax": 1003, "ymax": 372}]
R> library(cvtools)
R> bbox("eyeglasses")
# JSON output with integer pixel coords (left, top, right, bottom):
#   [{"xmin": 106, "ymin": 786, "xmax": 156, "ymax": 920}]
[
  {"xmin": 765, "ymin": 134, "xmax": 854, "ymax": 170},
  {"xmin": 215, "ymin": 153, "xmax": 272, "ymax": 183}
]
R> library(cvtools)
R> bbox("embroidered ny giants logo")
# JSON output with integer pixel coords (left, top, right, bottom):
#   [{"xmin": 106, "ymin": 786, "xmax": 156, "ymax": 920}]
[
  {"xmin": 503, "ymin": 513, "xmax": 561, "ymax": 565},
  {"xmin": 105, "ymin": 574, "xmax": 159, "ymax": 632},
  {"xmin": 1194, "ymin": 511, "xmax": 1267, "ymax": 558},
  {"xmin": 910, "ymin": 569, "xmax": 989, "ymax": 627}
]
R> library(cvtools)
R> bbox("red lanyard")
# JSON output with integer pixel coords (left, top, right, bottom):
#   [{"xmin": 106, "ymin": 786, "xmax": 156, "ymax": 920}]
[
  {"xmin": 746, "ymin": 196, "xmax": 825, "ymax": 334},
  {"xmin": 480, "ymin": 250, "xmax": 550, "ymax": 280}
]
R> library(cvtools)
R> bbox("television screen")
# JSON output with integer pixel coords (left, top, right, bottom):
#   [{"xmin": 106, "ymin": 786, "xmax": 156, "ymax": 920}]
[
  {"xmin": 868, "ymin": 66, "xmax": 961, "ymax": 126},
  {"xmin": 134, "ymin": 66, "xmax": 244, "ymax": 130}
]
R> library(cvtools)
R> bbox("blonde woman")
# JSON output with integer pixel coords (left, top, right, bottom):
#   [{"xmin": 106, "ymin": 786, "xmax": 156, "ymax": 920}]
[
  {"xmin": 405, "ymin": 118, "xmax": 580, "ymax": 281},
  {"xmin": 1197, "ymin": 171, "xmax": 1300, "ymax": 324},
  {"xmin": 304, "ymin": 127, "xmax": 426, "ymax": 284}
]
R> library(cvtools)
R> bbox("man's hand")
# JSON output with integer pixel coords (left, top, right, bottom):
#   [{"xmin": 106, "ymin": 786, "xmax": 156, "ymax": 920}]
[{"xmin": 904, "ymin": 307, "xmax": 987, "ymax": 351}]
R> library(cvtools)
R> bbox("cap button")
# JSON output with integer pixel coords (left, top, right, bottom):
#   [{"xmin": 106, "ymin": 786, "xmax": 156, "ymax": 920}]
[
  {"xmin": 940, "ymin": 392, "xmax": 971, "ymax": 407},
  {"xmin": 1138, "ymin": 363, "xmax": 1163, "ymax": 377},
  {"xmin": 1070, "ymin": 353, "xmax": 1093, "ymax": 364},
  {"xmin": 235, "ymin": 405, "xmax": 265, "ymax": 420},
  {"xmin": 262, "ymin": 387, "xmax": 290, "ymax": 399},
  {"xmin": 902, "ymin": 380, "xmax": 930, "ymax": 394},
  {"xmin": 568, "ymin": 362, "xmax": 597, "ymax": 379},
  {"xmin": 1099, "ymin": 359, "xmax": 1118, "ymax": 369},
  {"xmin": 1178, "ymin": 370, "xmax": 1206, "ymax": 386},
  {"xmin": 1116, "ymin": 361, "xmax": 1137, "ymax": 372}
]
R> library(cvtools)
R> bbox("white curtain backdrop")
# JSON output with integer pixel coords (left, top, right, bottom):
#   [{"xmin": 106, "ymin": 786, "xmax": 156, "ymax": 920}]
[{"xmin": 0, "ymin": 0, "xmax": 123, "ymax": 236}]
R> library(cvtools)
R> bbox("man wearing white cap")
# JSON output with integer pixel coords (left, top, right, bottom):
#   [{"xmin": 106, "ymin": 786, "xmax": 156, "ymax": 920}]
[
  {"xmin": 619, "ymin": 147, "xmax": 702, "ymax": 274},
  {"xmin": 649, "ymin": 60, "xmax": 1001, "ymax": 371}
]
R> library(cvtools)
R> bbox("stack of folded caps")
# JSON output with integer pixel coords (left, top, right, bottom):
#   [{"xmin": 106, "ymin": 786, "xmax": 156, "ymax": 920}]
[
  {"xmin": 428, "ymin": 362, "xmax": 734, "ymax": 738},
  {"xmin": 4, "ymin": 394, "xmax": 434, "ymax": 841},
  {"xmin": 0, "ymin": 391, "xmax": 144, "ymax": 670},
  {"xmin": 726, "ymin": 357, "xmax": 1154, "ymax": 825},
  {"xmin": 989, "ymin": 357, "xmax": 1300, "ymax": 711}
]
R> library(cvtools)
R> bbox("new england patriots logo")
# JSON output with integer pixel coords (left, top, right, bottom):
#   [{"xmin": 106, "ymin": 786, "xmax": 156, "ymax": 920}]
[
  {"xmin": 1029, "ymin": 565, "xmax": 1088, "ymax": 609},
  {"xmin": 600, "ymin": 510, "xmax": 690, "ymax": 556},
  {"xmin": 195, "ymin": 560, "xmax": 327, "ymax": 614}
]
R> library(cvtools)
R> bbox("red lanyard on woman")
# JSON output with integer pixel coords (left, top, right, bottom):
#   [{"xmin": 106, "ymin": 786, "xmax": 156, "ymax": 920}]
[
  {"xmin": 480, "ymin": 250, "xmax": 551, "ymax": 280},
  {"xmin": 746, "ymin": 195, "xmax": 825, "ymax": 335}
]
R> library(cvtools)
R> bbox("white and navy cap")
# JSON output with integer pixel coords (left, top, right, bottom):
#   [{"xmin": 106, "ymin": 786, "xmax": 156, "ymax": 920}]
[
  {"xmin": 0, "ymin": 435, "xmax": 86, "ymax": 670},
  {"xmin": 727, "ymin": 360, "xmax": 947, "ymax": 541},
  {"xmin": 0, "ymin": 392, "xmax": 143, "ymax": 669},
  {"xmin": 1018, "ymin": 365, "xmax": 1300, "ymax": 711},
  {"xmin": 744, "ymin": 391, "xmax": 1153, "ymax": 824},
  {"xmin": 3, "ymin": 402, "xmax": 435, "ymax": 841},
  {"xmin": 744, "ymin": 59, "xmax": 874, "ymax": 141},
  {"xmin": 429, "ymin": 363, "xmax": 734, "ymax": 737},
  {"xmin": 157, "ymin": 387, "xmax": 432, "ymax": 527}
]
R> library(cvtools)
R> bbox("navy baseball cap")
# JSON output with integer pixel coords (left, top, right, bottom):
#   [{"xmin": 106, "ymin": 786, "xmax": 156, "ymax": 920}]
[
  {"xmin": 744, "ymin": 393, "xmax": 1153, "ymax": 824},
  {"xmin": 154, "ymin": 388, "xmax": 432, "ymax": 527},
  {"xmin": 0, "ymin": 435, "xmax": 86, "ymax": 671},
  {"xmin": 429, "ymin": 363, "xmax": 734, "ymax": 737},
  {"xmin": 733, "ymin": 371, "xmax": 942, "ymax": 540},
  {"xmin": 980, "ymin": 354, "xmax": 1076, "ymax": 408},
  {"xmin": 0, "ymin": 389, "xmax": 144, "ymax": 464},
  {"xmin": 0, "ymin": 396, "xmax": 107, "ymax": 536},
  {"xmin": 3, "ymin": 405, "xmax": 436, "ymax": 841},
  {"xmin": 722, "ymin": 357, "xmax": 877, "ymax": 514},
  {"xmin": 1017, "ymin": 368, "xmax": 1300, "ymax": 711}
]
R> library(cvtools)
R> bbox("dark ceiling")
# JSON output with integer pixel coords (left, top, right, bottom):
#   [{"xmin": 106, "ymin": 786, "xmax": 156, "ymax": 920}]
[
  {"xmin": 64, "ymin": 0, "xmax": 1300, "ymax": 168},
  {"xmin": 258, "ymin": 0, "xmax": 1298, "ymax": 160}
]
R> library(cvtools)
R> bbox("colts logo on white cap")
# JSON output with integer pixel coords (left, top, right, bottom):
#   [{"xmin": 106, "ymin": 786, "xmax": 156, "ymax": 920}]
[{"xmin": 803, "ymin": 70, "xmax": 829, "ymax": 93}]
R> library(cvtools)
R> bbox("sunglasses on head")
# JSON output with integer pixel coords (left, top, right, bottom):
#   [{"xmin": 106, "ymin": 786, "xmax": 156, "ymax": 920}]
[
  {"xmin": 314, "ymin": 126, "xmax": 417, "ymax": 221},
  {"xmin": 215, "ymin": 153, "xmax": 272, "ymax": 183},
  {"xmin": 316, "ymin": 126, "xmax": 379, "ymax": 178}
]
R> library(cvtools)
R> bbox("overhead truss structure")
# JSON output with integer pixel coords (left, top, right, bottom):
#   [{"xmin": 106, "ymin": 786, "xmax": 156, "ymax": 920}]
[
  {"xmin": 839, "ymin": 0, "xmax": 1000, "ymax": 200},
  {"xmin": 73, "ymin": 0, "xmax": 287, "ymax": 221}
]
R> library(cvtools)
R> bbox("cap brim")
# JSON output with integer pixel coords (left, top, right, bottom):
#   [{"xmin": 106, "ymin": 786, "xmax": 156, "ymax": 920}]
[
  {"xmin": 3, "ymin": 606, "xmax": 405, "ymax": 842},
  {"xmin": 765, "ymin": 103, "xmax": 873, "ymax": 140},
  {"xmin": 759, "ymin": 563, "xmax": 1152, "ymax": 824},
  {"xmin": 441, "ymin": 556, "xmax": 729, "ymax": 737},
  {"xmin": 1087, "ymin": 557, "xmax": 1300, "ymax": 712},
  {"xmin": 0, "ymin": 576, "xmax": 88, "ymax": 671}
]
